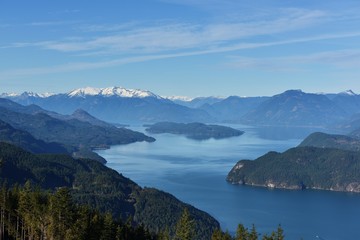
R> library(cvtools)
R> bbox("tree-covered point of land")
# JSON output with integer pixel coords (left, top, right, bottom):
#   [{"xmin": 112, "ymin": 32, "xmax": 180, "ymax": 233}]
[{"xmin": 227, "ymin": 146, "xmax": 360, "ymax": 192}]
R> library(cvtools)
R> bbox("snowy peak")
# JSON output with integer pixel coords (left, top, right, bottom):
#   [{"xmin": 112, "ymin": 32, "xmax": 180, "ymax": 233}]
[
  {"xmin": 339, "ymin": 90, "xmax": 357, "ymax": 96},
  {"xmin": 67, "ymin": 86, "xmax": 161, "ymax": 99},
  {"xmin": 68, "ymin": 87, "xmax": 102, "ymax": 97},
  {"xmin": 0, "ymin": 91, "xmax": 54, "ymax": 98},
  {"xmin": 21, "ymin": 91, "xmax": 54, "ymax": 98},
  {"xmin": 164, "ymin": 96, "xmax": 194, "ymax": 102}
]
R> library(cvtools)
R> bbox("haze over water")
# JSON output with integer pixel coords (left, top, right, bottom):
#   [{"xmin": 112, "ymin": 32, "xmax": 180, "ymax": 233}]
[{"xmin": 97, "ymin": 125, "xmax": 360, "ymax": 240}]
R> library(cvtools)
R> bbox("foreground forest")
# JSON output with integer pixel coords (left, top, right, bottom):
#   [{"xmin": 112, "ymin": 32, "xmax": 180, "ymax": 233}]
[
  {"xmin": 0, "ymin": 183, "xmax": 285, "ymax": 240},
  {"xmin": 0, "ymin": 142, "xmax": 219, "ymax": 239},
  {"xmin": 0, "ymin": 142, "xmax": 286, "ymax": 239}
]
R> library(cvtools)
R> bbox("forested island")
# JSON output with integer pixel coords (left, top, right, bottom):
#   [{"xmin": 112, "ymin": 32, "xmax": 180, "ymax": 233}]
[
  {"xmin": 227, "ymin": 133, "xmax": 360, "ymax": 192},
  {"xmin": 145, "ymin": 122, "xmax": 244, "ymax": 140}
]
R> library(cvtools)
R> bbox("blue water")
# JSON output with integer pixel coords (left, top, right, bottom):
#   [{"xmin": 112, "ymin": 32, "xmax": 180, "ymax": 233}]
[{"xmin": 97, "ymin": 125, "xmax": 360, "ymax": 240}]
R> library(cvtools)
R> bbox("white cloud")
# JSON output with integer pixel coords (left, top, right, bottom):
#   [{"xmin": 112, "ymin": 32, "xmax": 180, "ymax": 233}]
[
  {"xmin": 228, "ymin": 49, "xmax": 360, "ymax": 71},
  {"xmin": 0, "ymin": 8, "xmax": 327, "ymax": 56},
  {"xmin": 2, "ymin": 32, "xmax": 360, "ymax": 79}
]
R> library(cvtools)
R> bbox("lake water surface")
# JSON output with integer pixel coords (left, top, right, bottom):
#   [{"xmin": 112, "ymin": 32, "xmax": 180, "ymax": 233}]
[{"xmin": 97, "ymin": 125, "xmax": 360, "ymax": 240}]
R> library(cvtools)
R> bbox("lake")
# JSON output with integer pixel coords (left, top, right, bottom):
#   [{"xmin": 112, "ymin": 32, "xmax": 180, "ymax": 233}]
[{"xmin": 97, "ymin": 125, "xmax": 360, "ymax": 240}]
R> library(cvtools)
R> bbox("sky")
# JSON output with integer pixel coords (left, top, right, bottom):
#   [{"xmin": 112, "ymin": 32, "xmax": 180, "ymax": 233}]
[{"xmin": 1, "ymin": 0, "xmax": 360, "ymax": 97}]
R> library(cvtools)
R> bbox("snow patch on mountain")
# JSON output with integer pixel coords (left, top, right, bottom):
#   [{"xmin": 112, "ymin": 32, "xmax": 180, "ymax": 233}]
[
  {"xmin": 67, "ymin": 86, "xmax": 162, "ymax": 99},
  {"xmin": 339, "ymin": 90, "xmax": 357, "ymax": 96},
  {"xmin": 164, "ymin": 96, "xmax": 194, "ymax": 102},
  {"xmin": 1, "ymin": 91, "xmax": 54, "ymax": 98}
]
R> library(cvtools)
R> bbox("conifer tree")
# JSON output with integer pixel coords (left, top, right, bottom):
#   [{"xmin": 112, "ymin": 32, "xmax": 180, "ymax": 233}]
[
  {"xmin": 248, "ymin": 224, "xmax": 258, "ymax": 240},
  {"xmin": 101, "ymin": 212, "xmax": 115, "ymax": 240},
  {"xmin": 174, "ymin": 208, "xmax": 195, "ymax": 240},
  {"xmin": 235, "ymin": 224, "xmax": 249, "ymax": 240}
]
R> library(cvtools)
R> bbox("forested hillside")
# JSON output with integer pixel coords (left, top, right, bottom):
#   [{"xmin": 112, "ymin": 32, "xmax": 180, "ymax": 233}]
[
  {"xmin": 0, "ymin": 142, "xmax": 219, "ymax": 239},
  {"xmin": 227, "ymin": 146, "xmax": 360, "ymax": 192}
]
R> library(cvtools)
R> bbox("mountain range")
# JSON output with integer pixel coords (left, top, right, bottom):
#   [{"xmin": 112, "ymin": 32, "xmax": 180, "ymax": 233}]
[
  {"xmin": 1, "ymin": 87, "xmax": 212, "ymax": 124},
  {"xmin": 0, "ymin": 97, "xmax": 154, "ymax": 163},
  {"xmin": 3, "ymin": 87, "xmax": 360, "ymax": 127}
]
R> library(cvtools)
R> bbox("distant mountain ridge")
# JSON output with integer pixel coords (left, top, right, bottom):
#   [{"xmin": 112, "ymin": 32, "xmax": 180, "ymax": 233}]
[
  {"xmin": 2, "ymin": 86, "xmax": 213, "ymax": 123},
  {"xmin": 3, "ymin": 87, "xmax": 360, "ymax": 126},
  {"xmin": 67, "ymin": 86, "xmax": 162, "ymax": 98},
  {"xmin": 241, "ymin": 90, "xmax": 349, "ymax": 127}
]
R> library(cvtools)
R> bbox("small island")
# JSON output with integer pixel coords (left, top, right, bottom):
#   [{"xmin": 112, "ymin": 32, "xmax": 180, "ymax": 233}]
[
  {"xmin": 145, "ymin": 122, "xmax": 244, "ymax": 140},
  {"xmin": 227, "ymin": 132, "xmax": 360, "ymax": 193}
]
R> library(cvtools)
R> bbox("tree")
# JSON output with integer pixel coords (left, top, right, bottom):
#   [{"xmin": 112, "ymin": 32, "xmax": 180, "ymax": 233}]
[
  {"xmin": 235, "ymin": 224, "xmax": 249, "ymax": 240},
  {"xmin": 158, "ymin": 227, "xmax": 170, "ymax": 240},
  {"xmin": 248, "ymin": 224, "xmax": 258, "ymax": 240},
  {"xmin": 276, "ymin": 225, "xmax": 284, "ymax": 240},
  {"xmin": 48, "ymin": 187, "xmax": 74, "ymax": 240},
  {"xmin": 101, "ymin": 212, "xmax": 115, "ymax": 240},
  {"xmin": 174, "ymin": 208, "xmax": 195, "ymax": 240},
  {"xmin": 211, "ymin": 229, "xmax": 223, "ymax": 240}
]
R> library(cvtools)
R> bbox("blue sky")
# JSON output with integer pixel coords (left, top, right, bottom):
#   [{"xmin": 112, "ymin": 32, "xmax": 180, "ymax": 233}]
[{"xmin": 1, "ymin": 0, "xmax": 360, "ymax": 97}]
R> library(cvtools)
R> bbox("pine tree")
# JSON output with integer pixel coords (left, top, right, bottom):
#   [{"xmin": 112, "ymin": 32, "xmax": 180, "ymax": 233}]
[
  {"xmin": 174, "ymin": 208, "xmax": 195, "ymax": 240},
  {"xmin": 158, "ymin": 227, "xmax": 170, "ymax": 240},
  {"xmin": 248, "ymin": 224, "xmax": 258, "ymax": 240},
  {"xmin": 235, "ymin": 224, "xmax": 249, "ymax": 240},
  {"xmin": 101, "ymin": 212, "xmax": 115, "ymax": 240},
  {"xmin": 49, "ymin": 187, "xmax": 74, "ymax": 240},
  {"xmin": 211, "ymin": 229, "xmax": 222, "ymax": 240},
  {"xmin": 276, "ymin": 225, "xmax": 284, "ymax": 240}
]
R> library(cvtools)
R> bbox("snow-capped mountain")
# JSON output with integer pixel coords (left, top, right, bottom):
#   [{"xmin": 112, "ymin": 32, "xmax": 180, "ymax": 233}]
[
  {"xmin": 0, "ymin": 91, "xmax": 54, "ymax": 98},
  {"xmin": 67, "ymin": 86, "xmax": 161, "ymax": 99},
  {"xmin": 339, "ymin": 90, "xmax": 357, "ymax": 96},
  {"xmin": 1, "ymin": 86, "xmax": 212, "ymax": 123},
  {"xmin": 164, "ymin": 96, "xmax": 194, "ymax": 102}
]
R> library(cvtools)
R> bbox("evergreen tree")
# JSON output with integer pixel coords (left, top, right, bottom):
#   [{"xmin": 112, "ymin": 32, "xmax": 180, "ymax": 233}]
[
  {"xmin": 211, "ymin": 229, "xmax": 223, "ymax": 240},
  {"xmin": 276, "ymin": 225, "xmax": 284, "ymax": 240},
  {"xmin": 158, "ymin": 227, "xmax": 171, "ymax": 240},
  {"xmin": 222, "ymin": 231, "xmax": 233, "ymax": 240},
  {"xmin": 235, "ymin": 224, "xmax": 249, "ymax": 240},
  {"xmin": 101, "ymin": 212, "xmax": 115, "ymax": 240},
  {"xmin": 248, "ymin": 224, "xmax": 258, "ymax": 240},
  {"xmin": 174, "ymin": 208, "xmax": 195, "ymax": 240},
  {"xmin": 49, "ymin": 187, "xmax": 75, "ymax": 240}
]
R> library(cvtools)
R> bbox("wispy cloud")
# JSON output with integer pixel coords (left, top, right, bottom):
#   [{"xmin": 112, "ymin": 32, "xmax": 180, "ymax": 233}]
[
  {"xmin": 27, "ymin": 21, "xmax": 80, "ymax": 27},
  {"xmin": 2, "ymin": 32, "xmax": 360, "ymax": 79},
  {"xmin": 0, "ymin": 8, "xmax": 327, "ymax": 56},
  {"xmin": 227, "ymin": 49, "xmax": 360, "ymax": 71}
]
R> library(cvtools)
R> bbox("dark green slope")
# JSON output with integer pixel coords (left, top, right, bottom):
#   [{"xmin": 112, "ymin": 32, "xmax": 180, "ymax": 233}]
[
  {"xmin": 227, "ymin": 146, "xmax": 360, "ymax": 192},
  {"xmin": 0, "ymin": 119, "xmax": 67, "ymax": 154},
  {"xmin": 299, "ymin": 132, "xmax": 360, "ymax": 152},
  {"xmin": 0, "ymin": 107, "xmax": 154, "ymax": 149},
  {"xmin": 0, "ymin": 142, "xmax": 219, "ymax": 239},
  {"xmin": 0, "ymin": 105, "xmax": 155, "ymax": 163}
]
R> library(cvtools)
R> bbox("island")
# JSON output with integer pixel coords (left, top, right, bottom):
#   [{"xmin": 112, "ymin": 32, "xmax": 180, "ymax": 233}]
[
  {"xmin": 227, "ymin": 132, "xmax": 360, "ymax": 193},
  {"xmin": 145, "ymin": 122, "xmax": 244, "ymax": 140}
]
